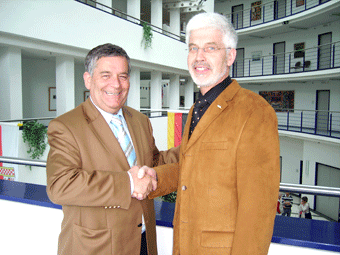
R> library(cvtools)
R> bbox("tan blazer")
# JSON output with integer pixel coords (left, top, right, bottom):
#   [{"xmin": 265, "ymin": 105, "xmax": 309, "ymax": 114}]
[
  {"xmin": 46, "ymin": 99, "xmax": 178, "ymax": 255},
  {"xmin": 150, "ymin": 80, "xmax": 281, "ymax": 254}
]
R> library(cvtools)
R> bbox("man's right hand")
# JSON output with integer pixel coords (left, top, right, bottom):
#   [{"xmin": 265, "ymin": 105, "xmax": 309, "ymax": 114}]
[{"xmin": 129, "ymin": 166, "xmax": 157, "ymax": 200}]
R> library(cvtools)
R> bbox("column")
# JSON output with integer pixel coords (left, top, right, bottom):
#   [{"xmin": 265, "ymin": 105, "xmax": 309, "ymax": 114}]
[
  {"xmin": 185, "ymin": 78, "xmax": 194, "ymax": 108},
  {"xmin": 169, "ymin": 74, "xmax": 180, "ymax": 110},
  {"xmin": 0, "ymin": 47, "xmax": 23, "ymax": 120},
  {"xmin": 169, "ymin": 8, "xmax": 181, "ymax": 37},
  {"xmin": 127, "ymin": 67, "xmax": 141, "ymax": 110},
  {"xmin": 150, "ymin": 71, "xmax": 162, "ymax": 116},
  {"xmin": 151, "ymin": 0, "xmax": 162, "ymax": 29},
  {"xmin": 96, "ymin": 0, "xmax": 112, "ymax": 12},
  {"xmin": 127, "ymin": 0, "xmax": 141, "ymax": 22},
  {"xmin": 56, "ymin": 56, "xmax": 75, "ymax": 117}
]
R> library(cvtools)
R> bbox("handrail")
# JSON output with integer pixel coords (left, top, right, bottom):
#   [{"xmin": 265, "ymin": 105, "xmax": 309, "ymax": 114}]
[
  {"xmin": 0, "ymin": 156, "xmax": 46, "ymax": 167},
  {"xmin": 280, "ymin": 183, "xmax": 340, "ymax": 197},
  {"xmin": 275, "ymin": 108, "xmax": 340, "ymax": 114},
  {"xmin": 75, "ymin": 0, "xmax": 184, "ymax": 42},
  {"xmin": 1, "ymin": 156, "xmax": 340, "ymax": 197},
  {"xmin": 226, "ymin": 0, "xmax": 333, "ymax": 30},
  {"xmin": 232, "ymin": 40, "xmax": 340, "ymax": 78},
  {"xmin": 240, "ymin": 41, "xmax": 340, "ymax": 61},
  {"xmin": 0, "ymin": 117, "xmax": 54, "ymax": 123}
]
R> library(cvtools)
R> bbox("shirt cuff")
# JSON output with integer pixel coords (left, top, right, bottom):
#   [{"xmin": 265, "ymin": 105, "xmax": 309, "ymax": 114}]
[{"xmin": 127, "ymin": 171, "xmax": 134, "ymax": 195}]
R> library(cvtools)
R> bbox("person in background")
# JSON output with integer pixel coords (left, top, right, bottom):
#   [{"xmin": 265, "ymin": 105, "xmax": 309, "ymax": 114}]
[
  {"xmin": 46, "ymin": 43, "xmax": 178, "ymax": 255},
  {"xmin": 299, "ymin": 196, "xmax": 312, "ymax": 219},
  {"xmin": 281, "ymin": 192, "xmax": 294, "ymax": 217},
  {"xmin": 277, "ymin": 193, "xmax": 283, "ymax": 214},
  {"xmin": 139, "ymin": 12, "xmax": 280, "ymax": 255}
]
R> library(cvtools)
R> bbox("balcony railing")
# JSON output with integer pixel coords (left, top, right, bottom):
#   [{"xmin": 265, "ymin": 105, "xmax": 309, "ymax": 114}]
[
  {"xmin": 75, "ymin": 0, "xmax": 185, "ymax": 42},
  {"xmin": 275, "ymin": 109, "xmax": 340, "ymax": 139},
  {"xmin": 228, "ymin": 0, "xmax": 332, "ymax": 30},
  {"xmin": 231, "ymin": 41, "xmax": 340, "ymax": 78},
  {"xmin": 1, "ymin": 156, "xmax": 340, "ymax": 222}
]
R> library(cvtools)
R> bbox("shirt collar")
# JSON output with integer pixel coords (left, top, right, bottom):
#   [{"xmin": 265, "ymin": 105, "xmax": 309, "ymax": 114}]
[
  {"xmin": 90, "ymin": 96, "xmax": 123, "ymax": 125},
  {"xmin": 197, "ymin": 76, "xmax": 232, "ymax": 105}
]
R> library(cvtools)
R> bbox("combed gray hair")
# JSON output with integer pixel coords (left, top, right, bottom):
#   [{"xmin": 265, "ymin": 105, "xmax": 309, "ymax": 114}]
[
  {"xmin": 84, "ymin": 43, "xmax": 131, "ymax": 76},
  {"xmin": 185, "ymin": 12, "xmax": 238, "ymax": 49}
]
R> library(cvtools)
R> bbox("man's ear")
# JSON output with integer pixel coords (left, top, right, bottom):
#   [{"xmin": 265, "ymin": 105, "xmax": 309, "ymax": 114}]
[
  {"xmin": 83, "ymin": 72, "xmax": 92, "ymax": 90},
  {"xmin": 227, "ymin": 48, "xmax": 237, "ymax": 67}
]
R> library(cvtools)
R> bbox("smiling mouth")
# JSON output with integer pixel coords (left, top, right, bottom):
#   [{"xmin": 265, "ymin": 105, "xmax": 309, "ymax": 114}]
[
  {"xmin": 196, "ymin": 67, "xmax": 208, "ymax": 71},
  {"xmin": 105, "ymin": 91, "xmax": 120, "ymax": 96}
]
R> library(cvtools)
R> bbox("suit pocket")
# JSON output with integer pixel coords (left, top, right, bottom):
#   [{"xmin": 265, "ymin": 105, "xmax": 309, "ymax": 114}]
[
  {"xmin": 200, "ymin": 141, "xmax": 229, "ymax": 150},
  {"xmin": 201, "ymin": 231, "xmax": 234, "ymax": 248},
  {"xmin": 72, "ymin": 224, "xmax": 111, "ymax": 255}
]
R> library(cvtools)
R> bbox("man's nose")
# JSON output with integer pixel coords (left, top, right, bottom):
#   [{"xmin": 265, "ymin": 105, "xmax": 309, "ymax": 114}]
[
  {"xmin": 109, "ymin": 76, "xmax": 121, "ymax": 87},
  {"xmin": 195, "ymin": 48, "xmax": 206, "ymax": 60}
]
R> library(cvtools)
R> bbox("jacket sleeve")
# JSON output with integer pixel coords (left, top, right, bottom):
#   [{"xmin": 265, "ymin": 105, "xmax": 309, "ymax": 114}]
[
  {"xmin": 148, "ymin": 162, "xmax": 180, "ymax": 199},
  {"xmin": 46, "ymin": 119, "xmax": 132, "ymax": 209},
  {"xmin": 231, "ymin": 104, "xmax": 280, "ymax": 255}
]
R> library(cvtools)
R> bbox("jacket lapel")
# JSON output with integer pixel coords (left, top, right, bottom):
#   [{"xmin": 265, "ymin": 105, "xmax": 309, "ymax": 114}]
[
  {"xmin": 82, "ymin": 99, "xmax": 129, "ymax": 169},
  {"xmin": 182, "ymin": 80, "xmax": 241, "ymax": 153}
]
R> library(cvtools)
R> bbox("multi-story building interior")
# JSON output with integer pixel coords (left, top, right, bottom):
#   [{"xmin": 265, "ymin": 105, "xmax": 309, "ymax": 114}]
[{"xmin": 0, "ymin": 0, "xmax": 339, "ymax": 254}]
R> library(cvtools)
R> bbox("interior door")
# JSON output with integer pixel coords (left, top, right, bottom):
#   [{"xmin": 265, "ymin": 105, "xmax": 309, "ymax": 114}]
[
  {"xmin": 232, "ymin": 4, "xmax": 243, "ymax": 29},
  {"xmin": 318, "ymin": 32, "xmax": 332, "ymax": 70},
  {"xmin": 273, "ymin": 42, "xmax": 285, "ymax": 74},
  {"xmin": 315, "ymin": 90, "xmax": 330, "ymax": 134},
  {"xmin": 274, "ymin": 0, "xmax": 286, "ymax": 20},
  {"xmin": 232, "ymin": 48, "xmax": 244, "ymax": 77}
]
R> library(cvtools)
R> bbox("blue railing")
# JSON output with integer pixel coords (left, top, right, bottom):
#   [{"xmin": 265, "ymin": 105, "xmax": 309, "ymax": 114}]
[
  {"xmin": 276, "ymin": 109, "xmax": 340, "ymax": 139},
  {"xmin": 229, "ymin": 0, "xmax": 332, "ymax": 30},
  {"xmin": 231, "ymin": 41, "xmax": 340, "ymax": 78}
]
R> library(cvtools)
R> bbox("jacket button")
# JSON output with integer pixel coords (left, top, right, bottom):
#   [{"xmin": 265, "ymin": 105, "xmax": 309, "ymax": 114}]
[{"xmin": 182, "ymin": 185, "xmax": 187, "ymax": 191}]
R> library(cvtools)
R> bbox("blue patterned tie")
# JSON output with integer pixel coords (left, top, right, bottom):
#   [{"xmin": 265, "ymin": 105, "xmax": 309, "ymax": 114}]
[{"xmin": 110, "ymin": 115, "xmax": 137, "ymax": 167}]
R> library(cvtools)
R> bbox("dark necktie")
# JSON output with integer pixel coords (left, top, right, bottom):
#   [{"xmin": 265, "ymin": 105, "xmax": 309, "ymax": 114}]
[{"xmin": 189, "ymin": 98, "xmax": 208, "ymax": 138}]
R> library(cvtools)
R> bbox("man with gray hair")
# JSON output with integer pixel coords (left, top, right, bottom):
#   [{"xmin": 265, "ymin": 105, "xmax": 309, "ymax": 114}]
[{"xmin": 143, "ymin": 12, "xmax": 280, "ymax": 254}]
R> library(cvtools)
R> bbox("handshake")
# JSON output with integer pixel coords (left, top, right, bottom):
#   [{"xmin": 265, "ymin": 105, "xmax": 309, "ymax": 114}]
[{"xmin": 128, "ymin": 166, "xmax": 157, "ymax": 200}]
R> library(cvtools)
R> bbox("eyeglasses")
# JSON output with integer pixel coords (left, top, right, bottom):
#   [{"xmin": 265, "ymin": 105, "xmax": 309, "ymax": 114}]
[{"xmin": 188, "ymin": 46, "xmax": 231, "ymax": 54}]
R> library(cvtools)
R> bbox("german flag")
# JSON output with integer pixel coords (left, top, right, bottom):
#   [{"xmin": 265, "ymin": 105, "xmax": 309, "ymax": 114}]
[
  {"xmin": 167, "ymin": 112, "xmax": 188, "ymax": 149},
  {"xmin": 0, "ymin": 125, "xmax": 2, "ymax": 167}
]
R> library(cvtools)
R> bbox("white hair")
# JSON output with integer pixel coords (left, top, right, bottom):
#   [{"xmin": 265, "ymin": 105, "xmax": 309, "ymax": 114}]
[{"xmin": 185, "ymin": 12, "xmax": 238, "ymax": 49}]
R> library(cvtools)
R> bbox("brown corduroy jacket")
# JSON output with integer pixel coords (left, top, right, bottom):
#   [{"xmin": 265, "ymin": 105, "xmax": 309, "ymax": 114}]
[{"xmin": 150, "ymin": 80, "xmax": 280, "ymax": 255}]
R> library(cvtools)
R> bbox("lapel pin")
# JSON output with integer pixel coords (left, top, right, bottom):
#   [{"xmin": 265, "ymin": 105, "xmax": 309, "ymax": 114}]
[{"xmin": 217, "ymin": 105, "xmax": 222, "ymax": 109}]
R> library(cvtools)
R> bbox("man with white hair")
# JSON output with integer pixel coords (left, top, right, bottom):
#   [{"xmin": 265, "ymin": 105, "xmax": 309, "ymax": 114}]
[{"xmin": 144, "ymin": 12, "xmax": 280, "ymax": 254}]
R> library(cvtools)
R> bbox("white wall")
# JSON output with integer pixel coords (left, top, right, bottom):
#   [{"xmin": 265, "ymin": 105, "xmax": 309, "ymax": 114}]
[
  {"xmin": 279, "ymin": 136, "xmax": 303, "ymax": 184},
  {"xmin": 22, "ymin": 58, "xmax": 56, "ymax": 119},
  {"xmin": 0, "ymin": 0, "xmax": 187, "ymax": 72},
  {"xmin": 21, "ymin": 57, "xmax": 86, "ymax": 120}
]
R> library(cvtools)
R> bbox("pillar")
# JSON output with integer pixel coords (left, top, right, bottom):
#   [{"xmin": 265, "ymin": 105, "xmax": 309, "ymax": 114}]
[
  {"xmin": 127, "ymin": 0, "xmax": 141, "ymax": 22},
  {"xmin": 0, "ymin": 47, "xmax": 22, "ymax": 120},
  {"xmin": 56, "ymin": 56, "xmax": 75, "ymax": 117},
  {"xmin": 127, "ymin": 67, "xmax": 141, "ymax": 110},
  {"xmin": 96, "ymin": 0, "xmax": 112, "ymax": 12},
  {"xmin": 150, "ymin": 71, "xmax": 162, "ymax": 116},
  {"xmin": 185, "ymin": 78, "xmax": 194, "ymax": 108},
  {"xmin": 169, "ymin": 74, "xmax": 180, "ymax": 110},
  {"xmin": 151, "ymin": 0, "xmax": 162, "ymax": 28},
  {"xmin": 170, "ymin": 8, "xmax": 181, "ymax": 37}
]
